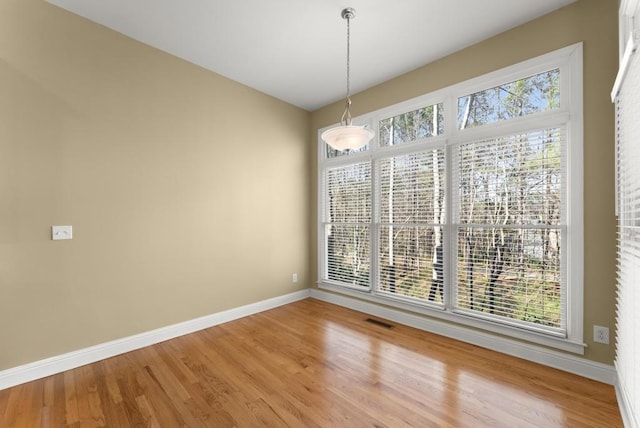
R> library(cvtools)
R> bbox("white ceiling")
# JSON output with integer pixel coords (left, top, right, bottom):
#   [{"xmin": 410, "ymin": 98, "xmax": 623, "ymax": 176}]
[{"xmin": 45, "ymin": 0, "xmax": 576, "ymax": 111}]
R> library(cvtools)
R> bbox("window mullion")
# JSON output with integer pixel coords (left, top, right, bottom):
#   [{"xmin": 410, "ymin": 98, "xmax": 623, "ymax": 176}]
[
  {"xmin": 445, "ymin": 92, "xmax": 458, "ymax": 312},
  {"xmin": 444, "ymin": 139, "xmax": 455, "ymax": 311},
  {"xmin": 371, "ymin": 154, "xmax": 379, "ymax": 293}
]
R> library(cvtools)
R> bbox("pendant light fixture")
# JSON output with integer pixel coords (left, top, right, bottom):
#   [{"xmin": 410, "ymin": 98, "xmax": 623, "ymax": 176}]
[{"xmin": 321, "ymin": 7, "xmax": 374, "ymax": 151}]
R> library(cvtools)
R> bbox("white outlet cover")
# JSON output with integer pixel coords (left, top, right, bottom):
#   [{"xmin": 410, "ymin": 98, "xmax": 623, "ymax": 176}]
[
  {"xmin": 52, "ymin": 225, "xmax": 73, "ymax": 240},
  {"xmin": 593, "ymin": 325, "xmax": 609, "ymax": 344}
]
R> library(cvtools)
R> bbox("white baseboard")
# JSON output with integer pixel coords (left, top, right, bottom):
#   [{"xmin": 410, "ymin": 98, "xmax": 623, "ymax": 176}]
[
  {"xmin": 615, "ymin": 373, "xmax": 639, "ymax": 428},
  {"xmin": 310, "ymin": 289, "xmax": 617, "ymax": 385},
  {"xmin": 0, "ymin": 289, "xmax": 311, "ymax": 391}
]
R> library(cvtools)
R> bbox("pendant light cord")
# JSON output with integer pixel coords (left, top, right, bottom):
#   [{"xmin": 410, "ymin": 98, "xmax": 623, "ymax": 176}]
[
  {"xmin": 346, "ymin": 13, "xmax": 351, "ymax": 101},
  {"xmin": 341, "ymin": 13, "xmax": 353, "ymax": 126}
]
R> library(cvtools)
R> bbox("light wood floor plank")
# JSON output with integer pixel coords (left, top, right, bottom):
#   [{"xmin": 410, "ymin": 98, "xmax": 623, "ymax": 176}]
[{"xmin": 0, "ymin": 298, "xmax": 622, "ymax": 427}]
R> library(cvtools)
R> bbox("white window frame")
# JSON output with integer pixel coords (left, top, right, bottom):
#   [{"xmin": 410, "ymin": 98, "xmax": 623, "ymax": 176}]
[{"xmin": 318, "ymin": 43, "xmax": 584, "ymax": 353}]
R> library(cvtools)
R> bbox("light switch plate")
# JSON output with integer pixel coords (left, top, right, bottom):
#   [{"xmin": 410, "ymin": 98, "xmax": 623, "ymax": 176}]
[{"xmin": 52, "ymin": 225, "xmax": 73, "ymax": 240}]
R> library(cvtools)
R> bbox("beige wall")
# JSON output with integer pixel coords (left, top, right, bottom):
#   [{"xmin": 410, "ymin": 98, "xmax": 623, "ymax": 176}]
[
  {"xmin": 0, "ymin": 0, "xmax": 618, "ymax": 373},
  {"xmin": 0, "ymin": 1, "xmax": 310, "ymax": 370},
  {"xmin": 311, "ymin": 0, "xmax": 618, "ymax": 364}
]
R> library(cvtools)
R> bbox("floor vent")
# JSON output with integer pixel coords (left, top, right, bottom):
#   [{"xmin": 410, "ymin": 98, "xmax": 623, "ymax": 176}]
[{"xmin": 365, "ymin": 318, "xmax": 394, "ymax": 329}]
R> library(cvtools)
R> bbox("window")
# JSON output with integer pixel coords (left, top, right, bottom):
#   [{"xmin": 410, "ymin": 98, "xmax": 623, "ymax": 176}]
[
  {"xmin": 453, "ymin": 128, "xmax": 564, "ymax": 334},
  {"xmin": 324, "ymin": 162, "xmax": 371, "ymax": 287},
  {"xmin": 457, "ymin": 69, "xmax": 559, "ymax": 129},
  {"xmin": 377, "ymin": 148, "xmax": 445, "ymax": 302},
  {"xmin": 318, "ymin": 44, "xmax": 583, "ymax": 352}
]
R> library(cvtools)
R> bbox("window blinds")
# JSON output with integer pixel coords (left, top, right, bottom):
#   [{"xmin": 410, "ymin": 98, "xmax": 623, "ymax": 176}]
[
  {"xmin": 377, "ymin": 149, "xmax": 446, "ymax": 303},
  {"xmin": 452, "ymin": 129, "xmax": 565, "ymax": 334},
  {"xmin": 614, "ymin": 29, "xmax": 640, "ymax": 428},
  {"xmin": 324, "ymin": 162, "xmax": 371, "ymax": 287}
]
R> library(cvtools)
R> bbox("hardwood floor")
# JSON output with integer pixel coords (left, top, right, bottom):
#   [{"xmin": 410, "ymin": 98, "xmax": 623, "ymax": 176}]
[{"xmin": 0, "ymin": 298, "xmax": 622, "ymax": 427}]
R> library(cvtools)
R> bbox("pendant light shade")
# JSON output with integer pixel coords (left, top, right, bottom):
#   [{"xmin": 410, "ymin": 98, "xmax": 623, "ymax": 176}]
[
  {"xmin": 321, "ymin": 125, "xmax": 375, "ymax": 151},
  {"xmin": 322, "ymin": 7, "xmax": 374, "ymax": 151}
]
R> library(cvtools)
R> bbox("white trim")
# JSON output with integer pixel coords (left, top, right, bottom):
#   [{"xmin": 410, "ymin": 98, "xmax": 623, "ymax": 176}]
[
  {"xmin": 0, "ymin": 290, "xmax": 311, "ymax": 391},
  {"xmin": 615, "ymin": 374, "xmax": 640, "ymax": 428},
  {"xmin": 310, "ymin": 289, "xmax": 616, "ymax": 385},
  {"xmin": 566, "ymin": 42, "xmax": 584, "ymax": 345},
  {"xmin": 611, "ymin": 32, "xmax": 637, "ymax": 102},
  {"xmin": 621, "ymin": 0, "xmax": 640, "ymax": 17},
  {"xmin": 620, "ymin": 0, "xmax": 640, "ymax": 59}
]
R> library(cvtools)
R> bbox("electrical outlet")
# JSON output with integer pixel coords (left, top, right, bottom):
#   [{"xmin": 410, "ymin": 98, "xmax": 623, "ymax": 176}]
[
  {"xmin": 52, "ymin": 225, "xmax": 73, "ymax": 240},
  {"xmin": 593, "ymin": 325, "xmax": 609, "ymax": 344},
  {"xmin": 292, "ymin": 273, "xmax": 298, "ymax": 283}
]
